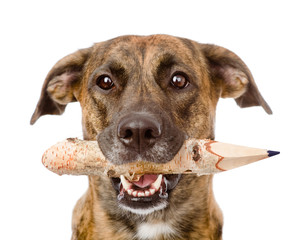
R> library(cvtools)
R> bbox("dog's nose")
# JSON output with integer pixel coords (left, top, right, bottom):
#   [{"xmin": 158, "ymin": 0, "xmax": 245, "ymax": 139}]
[{"xmin": 117, "ymin": 114, "xmax": 162, "ymax": 153}]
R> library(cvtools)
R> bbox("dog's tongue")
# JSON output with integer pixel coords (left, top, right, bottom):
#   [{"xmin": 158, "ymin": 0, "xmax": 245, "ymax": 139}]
[{"xmin": 131, "ymin": 174, "xmax": 158, "ymax": 188}]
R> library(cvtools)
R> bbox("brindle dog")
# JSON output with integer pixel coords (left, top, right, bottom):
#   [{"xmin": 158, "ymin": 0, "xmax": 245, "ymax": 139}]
[{"xmin": 31, "ymin": 35, "xmax": 272, "ymax": 240}]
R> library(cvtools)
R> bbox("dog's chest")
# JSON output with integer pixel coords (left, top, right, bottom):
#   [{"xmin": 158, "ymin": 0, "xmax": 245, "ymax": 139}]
[{"xmin": 136, "ymin": 222, "xmax": 176, "ymax": 240}]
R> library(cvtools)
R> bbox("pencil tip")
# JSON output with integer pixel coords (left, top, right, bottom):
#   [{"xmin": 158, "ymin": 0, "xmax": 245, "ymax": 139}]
[{"xmin": 267, "ymin": 150, "xmax": 280, "ymax": 157}]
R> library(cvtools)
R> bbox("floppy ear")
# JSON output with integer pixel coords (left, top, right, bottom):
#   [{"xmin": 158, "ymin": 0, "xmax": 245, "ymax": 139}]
[
  {"xmin": 201, "ymin": 44, "xmax": 272, "ymax": 114},
  {"xmin": 30, "ymin": 47, "xmax": 91, "ymax": 125}
]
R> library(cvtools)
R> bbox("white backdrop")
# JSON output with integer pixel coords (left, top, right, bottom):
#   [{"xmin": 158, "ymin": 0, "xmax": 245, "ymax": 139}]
[{"xmin": 1, "ymin": 0, "xmax": 296, "ymax": 239}]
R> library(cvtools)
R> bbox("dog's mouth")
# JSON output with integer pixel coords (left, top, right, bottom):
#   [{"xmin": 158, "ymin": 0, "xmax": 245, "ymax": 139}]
[{"xmin": 111, "ymin": 174, "xmax": 181, "ymax": 215}]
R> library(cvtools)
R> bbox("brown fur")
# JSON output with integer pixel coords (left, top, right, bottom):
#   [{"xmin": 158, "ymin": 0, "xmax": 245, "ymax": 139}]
[{"xmin": 31, "ymin": 35, "xmax": 271, "ymax": 239}]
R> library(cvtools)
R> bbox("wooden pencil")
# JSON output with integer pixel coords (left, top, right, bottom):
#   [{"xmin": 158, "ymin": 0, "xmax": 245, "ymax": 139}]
[{"xmin": 41, "ymin": 138, "xmax": 279, "ymax": 181}]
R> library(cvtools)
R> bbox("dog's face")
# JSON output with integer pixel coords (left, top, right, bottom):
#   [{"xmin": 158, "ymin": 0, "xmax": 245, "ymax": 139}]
[{"xmin": 31, "ymin": 35, "xmax": 271, "ymax": 218}]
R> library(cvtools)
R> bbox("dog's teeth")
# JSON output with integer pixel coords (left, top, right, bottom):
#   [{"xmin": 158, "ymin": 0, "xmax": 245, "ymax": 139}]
[
  {"xmin": 151, "ymin": 174, "xmax": 163, "ymax": 190},
  {"xmin": 126, "ymin": 188, "xmax": 158, "ymax": 197},
  {"xmin": 120, "ymin": 175, "xmax": 132, "ymax": 190},
  {"xmin": 138, "ymin": 191, "xmax": 145, "ymax": 197},
  {"xmin": 132, "ymin": 191, "xmax": 138, "ymax": 197},
  {"xmin": 149, "ymin": 189, "xmax": 156, "ymax": 195},
  {"xmin": 121, "ymin": 174, "xmax": 163, "ymax": 198}
]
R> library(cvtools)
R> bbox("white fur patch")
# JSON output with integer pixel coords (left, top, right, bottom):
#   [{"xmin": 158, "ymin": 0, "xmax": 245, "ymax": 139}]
[
  {"xmin": 119, "ymin": 202, "xmax": 167, "ymax": 215},
  {"xmin": 136, "ymin": 223, "xmax": 176, "ymax": 240}
]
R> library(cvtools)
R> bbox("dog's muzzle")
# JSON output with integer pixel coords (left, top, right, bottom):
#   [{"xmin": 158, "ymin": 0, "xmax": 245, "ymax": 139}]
[
  {"xmin": 98, "ymin": 110, "xmax": 185, "ymax": 165},
  {"xmin": 98, "ymin": 109, "xmax": 185, "ymax": 214}
]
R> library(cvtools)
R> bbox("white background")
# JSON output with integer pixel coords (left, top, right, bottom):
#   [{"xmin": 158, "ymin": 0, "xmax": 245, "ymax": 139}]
[{"xmin": 1, "ymin": 0, "xmax": 296, "ymax": 239}]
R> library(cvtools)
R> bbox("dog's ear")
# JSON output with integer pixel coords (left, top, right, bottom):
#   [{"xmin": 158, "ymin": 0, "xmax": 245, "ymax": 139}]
[
  {"xmin": 30, "ymin": 47, "xmax": 91, "ymax": 125},
  {"xmin": 201, "ymin": 44, "xmax": 272, "ymax": 114}
]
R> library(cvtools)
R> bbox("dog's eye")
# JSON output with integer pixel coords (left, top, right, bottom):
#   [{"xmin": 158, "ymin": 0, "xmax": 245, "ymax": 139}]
[
  {"xmin": 96, "ymin": 76, "xmax": 115, "ymax": 90},
  {"xmin": 171, "ymin": 74, "xmax": 189, "ymax": 89}
]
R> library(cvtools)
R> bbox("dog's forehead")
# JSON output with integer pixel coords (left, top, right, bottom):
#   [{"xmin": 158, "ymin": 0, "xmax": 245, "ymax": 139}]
[{"xmin": 91, "ymin": 35, "xmax": 199, "ymax": 67}]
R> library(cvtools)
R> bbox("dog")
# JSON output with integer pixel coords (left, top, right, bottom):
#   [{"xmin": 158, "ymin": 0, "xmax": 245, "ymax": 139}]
[{"xmin": 31, "ymin": 35, "xmax": 272, "ymax": 240}]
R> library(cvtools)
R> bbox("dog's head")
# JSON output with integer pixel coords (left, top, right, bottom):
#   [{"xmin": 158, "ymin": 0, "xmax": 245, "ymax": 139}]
[{"xmin": 31, "ymin": 35, "xmax": 271, "ymax": 216}]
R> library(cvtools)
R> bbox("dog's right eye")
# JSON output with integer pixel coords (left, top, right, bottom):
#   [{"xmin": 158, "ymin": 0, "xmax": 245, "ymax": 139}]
[
  {"xmin": 171, "ymin": 74, "xmax": 189, "ymax": 89},
  {"xmin": 96, "ymin": 76, "xmax": 115, "ymax": 90}
]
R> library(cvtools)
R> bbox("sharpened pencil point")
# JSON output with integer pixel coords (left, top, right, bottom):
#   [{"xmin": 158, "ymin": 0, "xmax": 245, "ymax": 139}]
[{"xmin": 267, "ymin": 150, "xmax": 280, "ymax": 157}]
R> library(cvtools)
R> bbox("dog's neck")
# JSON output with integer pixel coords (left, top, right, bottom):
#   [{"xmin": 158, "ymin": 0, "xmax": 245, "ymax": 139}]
[{"xmin": 136, "ymin": 222, "xmax": 176, "ymax": 239}]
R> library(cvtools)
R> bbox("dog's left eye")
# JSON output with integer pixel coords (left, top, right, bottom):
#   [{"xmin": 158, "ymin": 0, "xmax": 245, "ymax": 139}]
[
  {"xmin": 96, "ymin": 76, "xmax": 115, "ymax": 90},
  {"xmin": 171, "ymin": 74, "xmax": 189, "ymax": 89}
]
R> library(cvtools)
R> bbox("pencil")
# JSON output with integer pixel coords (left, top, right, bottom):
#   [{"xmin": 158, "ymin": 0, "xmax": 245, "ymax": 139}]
[{"xmin": 42, "ymin": 138, "xmax": 279, "ymax": 181}]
